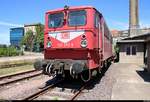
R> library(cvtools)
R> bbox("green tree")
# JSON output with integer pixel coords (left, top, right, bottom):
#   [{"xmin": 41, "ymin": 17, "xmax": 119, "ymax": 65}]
[
  {"xmin": 34, "ymin": 23, "xmax": 44, "ymax": 52},
  {"xmin": 114, "ymin": 45, "xmax": 119, "ymax": 54},
  {"xmin": 21, "ymin": 30, "xmax": 34, "ymax": 51},
  {"xmin": 114, "ymin": 44, "xmax": 120, "ymax": 62},
  {"xmin": 21, "ymin": 23, "xmax": 44, "ymax": 52}
]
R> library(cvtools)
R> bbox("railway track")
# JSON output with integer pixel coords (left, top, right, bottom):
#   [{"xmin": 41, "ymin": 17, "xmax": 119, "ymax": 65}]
[
  {"xmin": 0, "ymin": 70, "xmax": 42, "ymax": 86},
  {"xmin": 71, "ymin": 82, "xmax": 87, "ymax": 100},
  {"xmin": 23, "ymin": 78, "xmax": 90, "ymax": 100},
  {"xmin": 23, "ymin": 78, "xmax": 64, "ymax": 100}
]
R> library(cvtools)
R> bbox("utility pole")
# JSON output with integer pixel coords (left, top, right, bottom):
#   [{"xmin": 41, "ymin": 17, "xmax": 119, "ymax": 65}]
[{"xmin": 129, "ymin": 0, "xmax": 140, "ymax": 37}]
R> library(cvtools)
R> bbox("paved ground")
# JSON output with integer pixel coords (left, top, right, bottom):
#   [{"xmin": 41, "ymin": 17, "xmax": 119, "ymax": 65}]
[{"xmin": 111, "ymin": 63, "xmax": 150, "ymax": 100}]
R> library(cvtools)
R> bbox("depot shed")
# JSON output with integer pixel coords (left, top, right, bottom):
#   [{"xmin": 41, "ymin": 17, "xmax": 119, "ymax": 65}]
[{"xmin": 117, "ymin": 33, "xmax": 150, "ymax": 73}]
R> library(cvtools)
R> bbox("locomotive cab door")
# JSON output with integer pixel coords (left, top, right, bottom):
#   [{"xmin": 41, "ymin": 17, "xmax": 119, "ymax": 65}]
[
  {"xmin": 98, "ymin": 15, "xmax": 103, "ymax": 69},
  {"xmin": 95, "ymin": 12, "xmax": 103, "ymax": 69},
  {"xmin": 95, "ymin": 13, "xmax": 100, "ymax": 50},
  {"xmin": 98, "ymin": 20, "xmax": 101, "ymax": 51},
  {"xmin": 100, "ymin": 16, "xmax": 105, "ymax": 59}
]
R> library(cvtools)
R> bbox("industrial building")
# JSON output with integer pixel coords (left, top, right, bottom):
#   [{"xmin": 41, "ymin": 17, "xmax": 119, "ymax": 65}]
[
  {"xmin": 117, "ymin": 33, "xmax": 150, "ymax": 72},
  {"xmin": 10, "ymin": 23, "xmax": 41, "ymax": 47},
  {"xmin": 10, "ymin": 27, "xmax": 24, "ymax": 47},
  {"xmin": 24, "ymin": 23, "xmax": 41, "ymax": 35},
  {"xmin": 116, "ymin": 0, "xmax": 150, "ymax": 73}
]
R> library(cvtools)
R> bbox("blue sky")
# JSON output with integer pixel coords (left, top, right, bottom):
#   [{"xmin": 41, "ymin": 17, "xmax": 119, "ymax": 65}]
[{"xmin": 0, "ymin": 0, "xmax": 150, "ymax": 45}]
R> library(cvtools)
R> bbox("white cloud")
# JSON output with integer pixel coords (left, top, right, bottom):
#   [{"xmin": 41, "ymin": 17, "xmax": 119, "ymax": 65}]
[
  {"xmin": 109, "ymin": 20, "xmax": 128, "ymax": 30},
  {"xmin": 109, "ymin": 20, "xmax": 150, "ymax": 30},
  {"xmin": 0, "ymin": 21, "xmax": 23, "ymax": 27},
  {"xmin": 140, "ymin": 21, "xmax": 150, "ymax": 28}
]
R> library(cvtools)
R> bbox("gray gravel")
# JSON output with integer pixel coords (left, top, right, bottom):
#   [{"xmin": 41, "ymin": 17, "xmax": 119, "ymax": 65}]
[
  {"xmin": 77, "ymin": 63, "xmax": 117, "ymax": 100},
  {"xmin": 0, "ymin": 75, "xmax": 52, "ymax": 100},
  {"xmin": 0, "ymin": 63, "xmax": 117, "ymax": 100},
  {"xmin": 0, "ymin": 71, "xmax": 42, "ymax": 85}
]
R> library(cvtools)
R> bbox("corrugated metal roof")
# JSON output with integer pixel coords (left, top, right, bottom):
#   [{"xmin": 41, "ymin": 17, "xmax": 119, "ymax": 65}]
[
  {"xmin": 117, "ymin": 39, "xmax": 145, "ymax": 43},
  {"xmin": 123, "ymin": 33, "xmax": 150, "ymax": 40}
]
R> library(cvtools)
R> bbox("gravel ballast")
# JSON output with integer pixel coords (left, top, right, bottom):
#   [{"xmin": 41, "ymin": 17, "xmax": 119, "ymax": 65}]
[
  {"xmin": 77, "ymin": 63, "xmax": 117, "ymax": 100},
  {"xmin": 0, "ymin": 63, "xmax": 117, "ymax": 100},
  {"xmin": 0, "ymin": 75, "xmax": 52, "ymax": 100}
]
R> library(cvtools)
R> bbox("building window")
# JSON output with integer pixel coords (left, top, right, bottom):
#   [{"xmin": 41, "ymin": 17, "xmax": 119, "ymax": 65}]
[
  {"xmin": 132, "ymin": 46, "xmax": 136, "ymax": 55},
  {"xmin": 126, "ymin": 46, "xmax": 137, "ymax": 55},
  {"xmin": 126, "ymin": 46, "xmax": 131, "ymax": 55}
]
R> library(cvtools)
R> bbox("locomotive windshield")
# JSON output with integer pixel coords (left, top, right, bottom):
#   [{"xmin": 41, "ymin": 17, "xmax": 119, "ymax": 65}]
[
  {"xmin": 48, "ymin": 12, "xmax": 64, "ymax": 28},
  {"xmin": 68, "ymin": 10, "xmax": 86, "ymax": 26}
]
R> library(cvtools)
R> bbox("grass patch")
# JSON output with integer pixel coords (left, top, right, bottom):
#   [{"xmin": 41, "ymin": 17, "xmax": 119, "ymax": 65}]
[
  {"xmin": 0, "ymin": 59, "xmax": 35, "ymax": 69},
  {"xmin": 0, "ymin": 64, "xmax": 34, "ymax": 76},
  {"xmin": 0, "ymin": 46, "xmax": 23, "ymax": 57},
  {"xmin": 53, "ymin": 96, "xmax": 59, "ymax": 100}
]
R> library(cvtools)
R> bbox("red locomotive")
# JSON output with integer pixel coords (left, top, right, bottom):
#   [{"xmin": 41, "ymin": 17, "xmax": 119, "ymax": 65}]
[{"xmin": 34, "ymin": 6, "xmax": 114, "ymax": 82}]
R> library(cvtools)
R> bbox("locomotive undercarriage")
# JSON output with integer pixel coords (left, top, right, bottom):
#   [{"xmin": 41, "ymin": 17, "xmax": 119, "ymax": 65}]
[
  {"xmin": 34, "ymin": 59, "xmax": 96, "ymax": 82},
  {"xmin": 34, "ymin": 56, "xmax": 114, "ymax": 82}
]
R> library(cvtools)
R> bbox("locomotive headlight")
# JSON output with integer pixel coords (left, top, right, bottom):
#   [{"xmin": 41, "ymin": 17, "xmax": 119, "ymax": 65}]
[
  {"xmin": 81, "ymin": 40, "xmax": 88, "ymax": 48},
  {"xmin": 47, "ymin": 41, "xmax": 52, "ymax": 48}
]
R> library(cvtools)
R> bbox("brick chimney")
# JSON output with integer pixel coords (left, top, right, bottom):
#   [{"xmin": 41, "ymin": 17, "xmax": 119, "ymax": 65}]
[{"xmin": 129, "ymin": 0, "xmax": 140, "ymax": 37}]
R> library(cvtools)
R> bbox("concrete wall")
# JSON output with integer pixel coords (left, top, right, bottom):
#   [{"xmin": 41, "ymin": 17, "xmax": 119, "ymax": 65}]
[
  {"xmin": 147, "ymin": 42, "xmax": 150, "ymax": 73},
  {"xmin": 119, "ymin": 42, "xmax": 144, "ymax": 65}
]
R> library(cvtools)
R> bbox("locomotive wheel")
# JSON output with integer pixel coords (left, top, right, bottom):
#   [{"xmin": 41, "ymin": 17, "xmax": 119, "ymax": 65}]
[
  {"xmin": 104, "ymin": 60, "xmax": 108, "ymax": 68},
  {"xmin": 98, "ymin": 67, "xmax": 102, "ymax": 74},
  {"xmin": 80, "ymin": 69, "xmax": 91, "ymax": 82},
  {"xmin": 34, "ymin": 59, "xmax": 46, "ymax": 71},
  {"xmin": 57, "ymin": 71, "xmax": 65, "ymax": 78},
  {"xmin": 97, "ymin": 60, "xmax": 104, "ymax": 74}
]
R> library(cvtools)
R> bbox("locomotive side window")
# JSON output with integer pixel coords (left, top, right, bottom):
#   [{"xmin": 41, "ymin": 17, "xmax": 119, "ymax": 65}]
[
  {"xmin": 94, "ymin": 13, "xmax": 100, "ymax": 28},
  {"xmin": 68, "ymin": 10, "xmax": 86, "ymax": 26},
  {"xmin": 103, "ymin": 22, "xmax": 112, "ymax": 43},
  {"xmin": 48, "ymin": 12, "xmax": 64, "ymax": 28}
]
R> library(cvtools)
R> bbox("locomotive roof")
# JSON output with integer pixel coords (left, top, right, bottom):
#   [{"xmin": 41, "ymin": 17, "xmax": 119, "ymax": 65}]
[{"xmin": 46, "ymin": 6, "xmax": 99, "ymax": 14}]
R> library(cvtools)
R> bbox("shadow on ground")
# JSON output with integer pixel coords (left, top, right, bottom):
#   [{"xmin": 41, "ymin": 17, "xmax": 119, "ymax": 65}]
[
  {"xmin": 41, "ymin": 62, "xmax": 112, "ymax": 92},
  {"xmin": 136, "ymin": 68, "xmax": 150, "ymax": 82}
]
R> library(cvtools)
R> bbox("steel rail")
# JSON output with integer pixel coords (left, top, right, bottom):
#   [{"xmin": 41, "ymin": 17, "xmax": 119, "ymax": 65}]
[
  {"xmin": 0, "ymin": 70, "xmax": 37, "ymax": 80},
  {"xmin": 0, "ymin": 72, "xmax": 42, "ymax": 86},
  {"xmin": 71, "ymin": 79, "xmax": 92, "ymax": 100},
  {"xmin": 23, "ymin": 79, "xmax": 64, "ymax": 100},
  {"xmin": 71, "ymin": 85, "xmax": 85, "ymax": 100}
]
